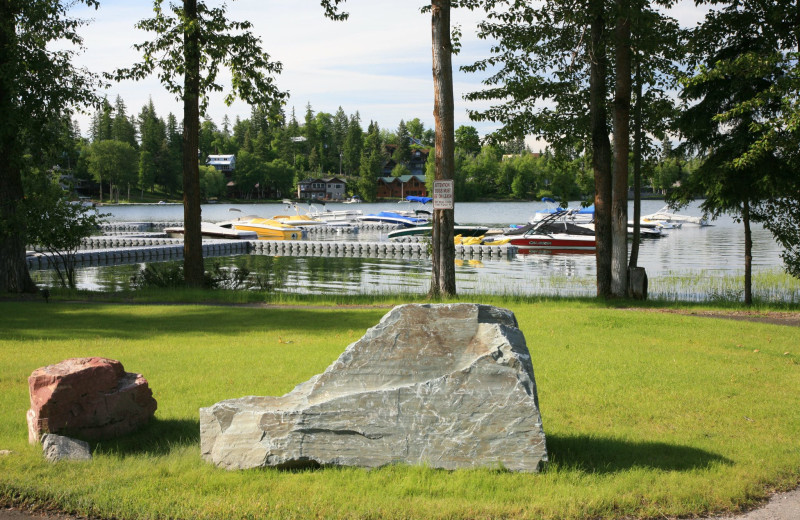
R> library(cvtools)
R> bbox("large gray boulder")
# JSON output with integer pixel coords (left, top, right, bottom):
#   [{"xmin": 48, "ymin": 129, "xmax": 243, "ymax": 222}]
[{"xmin": 200, "ymin": 303, "xmax": 547, "ymax": 472}]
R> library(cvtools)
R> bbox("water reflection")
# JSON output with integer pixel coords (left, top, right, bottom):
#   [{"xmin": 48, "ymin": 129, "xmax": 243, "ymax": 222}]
[{"xmin": 33, "ymin": 248, "xmax": 798, "ymax": 303}]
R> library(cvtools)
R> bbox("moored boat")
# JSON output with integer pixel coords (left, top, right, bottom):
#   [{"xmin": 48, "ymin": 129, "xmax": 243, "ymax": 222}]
[
  {"xmin": 358, "ymin": 196, "xmax": 433, "ymax": 228},
  {"xmin": 486, "ymin": 210, "xmax": 596, "ymax": 254},
  {"xmin": 357, "ymin": 211, "xmax": 429, "ymax": 228},
  {"xmin": 218, "ymin": 216, "xmax": 304, "ymax": 240},
  {"xmin": 642, "ymin": 205, "xmax": 709, "ymax": 226},
  {"xmin": 388, "ymin": 225, "xmax": 490, "ymax": 241},
  {"xmin": 531, "ymin": 199, "xmax": 595, "ymax": 224},
  {"xmin": 164, "ymin": 222, "xmax": 258, "ymax": 240},
  {"xmin": 270, "ymin": 202, "xmax": 327, "ymax": 228},
  {"xmin": 271, "ymin": 214, "xmax": 324, "ymax": 228},
  {"xmin": 305, "ymin": 203, "xmax": 362, "ymax": 225},
  {"xmin": 533, "ymin": 203, "xmax": 664, "ymax": 238},
  {"xmin": 396, "ymin": 195, "xmax": 433, "ymax": 218}
]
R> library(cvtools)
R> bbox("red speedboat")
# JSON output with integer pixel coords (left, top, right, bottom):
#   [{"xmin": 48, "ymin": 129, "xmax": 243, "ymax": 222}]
[{"xmin": 485, "ymin": 210, "xmax": 596, "ymax": 254}]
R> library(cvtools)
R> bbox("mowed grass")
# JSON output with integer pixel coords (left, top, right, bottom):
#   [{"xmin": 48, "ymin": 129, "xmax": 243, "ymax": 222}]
[{"xmin": 0, "ymin": 300, "xmax": 799, "ymax": 519}]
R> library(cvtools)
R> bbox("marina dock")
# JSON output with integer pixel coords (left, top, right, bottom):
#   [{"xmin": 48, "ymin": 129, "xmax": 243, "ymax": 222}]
[{"xmin": 26, "ymin": 225, "xmax": 518, "ymax": 271}]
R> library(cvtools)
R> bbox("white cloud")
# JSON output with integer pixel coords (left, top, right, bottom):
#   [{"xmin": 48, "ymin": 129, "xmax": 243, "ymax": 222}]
[{"xmin": 66, "ymin": 0, "xmax": 707, "ymax": 145}]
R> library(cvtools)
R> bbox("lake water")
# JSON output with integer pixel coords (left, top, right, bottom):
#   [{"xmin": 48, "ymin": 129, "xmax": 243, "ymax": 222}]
[{"xmin": 33, "ymin": 199, "xmax": 798, "ymax": 302}]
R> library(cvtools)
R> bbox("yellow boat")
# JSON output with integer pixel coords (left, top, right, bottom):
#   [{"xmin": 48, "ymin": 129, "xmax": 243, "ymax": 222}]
[
  {"xmin": 461, "ymin": 236, "xmax": 485, "ymax": 246},
  {"xmin": 271, "ymin": 214, "xmax": 323, "ymax": 227},
  {"xmin": 221, "ymin": 217, "xmax": 303, "ymax": 240},
  {"xmin": 454, "ymin": 234, "xmax": 511, "ymax": 246}
]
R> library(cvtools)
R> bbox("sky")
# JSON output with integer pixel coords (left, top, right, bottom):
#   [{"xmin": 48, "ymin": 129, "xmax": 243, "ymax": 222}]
[{"xmin": 66, "ymin": 0, "xmax": 708, "ymax": 149}]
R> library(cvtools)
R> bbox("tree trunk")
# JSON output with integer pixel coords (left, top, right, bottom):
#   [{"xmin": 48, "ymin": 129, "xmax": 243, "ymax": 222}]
[
  {"xmin": 611, "ymin": 0, "xmax": 631, "ymax": 297},
  {"xmin": 589, "ymin": 0, "xmax": 613, "ymax": 299},
  {"xmin": 629, "ymin": 46, "xmax": 642, "ymax": 270},
  {"xmin": 0, "ymin": 5, "xmax": 36, "ymax": 294},
  {"xmin": 182, "ymin": 0, "xmax": 204, "ymax": 288},
  {"xmin": 428, "ymin": 0, "xmax": 456, "ymax": 298},
  {"xmin": 743, "ymin": 199, "xmax": 752, "ymax": 305}
]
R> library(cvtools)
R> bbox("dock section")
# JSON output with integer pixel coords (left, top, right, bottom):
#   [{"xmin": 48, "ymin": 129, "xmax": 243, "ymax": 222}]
[{"xmin": 26, "ymin": 223, "xmax": 518, "ymax": 271}]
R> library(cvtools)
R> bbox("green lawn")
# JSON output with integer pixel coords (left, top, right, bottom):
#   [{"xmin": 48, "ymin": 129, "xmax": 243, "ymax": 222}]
[{"xmin": 1, "ymin": 299, "xmax": 798, "ymax": 519}]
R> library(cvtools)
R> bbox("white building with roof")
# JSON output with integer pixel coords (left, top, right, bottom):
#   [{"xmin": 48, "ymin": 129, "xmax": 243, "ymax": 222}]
[{"xmin": 206, "ymin": 155, "xmax": 236, "ymax": 173}]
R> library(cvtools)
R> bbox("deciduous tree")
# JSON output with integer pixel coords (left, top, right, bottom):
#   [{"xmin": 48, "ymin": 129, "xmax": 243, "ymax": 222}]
[
  {"xmin": 454, "ymin": 125, "xmax": 481, "ymax": 156},
  {"xmin": 25, "ymin": 180, "xmax": 106, "ymax": 289},
  {"xmin": 0, "ymin": 0, "xmax": 102, "ymax": 293},
  {"xmin": 463, "ymin": 0, "xmax": 613, "ymax": 295},
  {"xmin": 462, "ymin": 0, "xmax": 681, "ymax": 298},
  {"xmin": 675, "ymin": 0, "xmax": 796, "ymax": 305},
  {"xmin": 86, "ymin": 140, "xmax": 138, "ymax": 203},
  {"xmin": 686, "ymin": 0, "xmax": 800, "ymax": 284},
  {"xmin": 116, "ymin": 0, "xmax": 348, "ymax": 287}
]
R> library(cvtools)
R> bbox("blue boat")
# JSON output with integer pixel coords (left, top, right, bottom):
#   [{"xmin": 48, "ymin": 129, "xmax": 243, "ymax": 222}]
[{"xmin": 358, "ymin": 196, "xmax": 433, "ymax": 227}]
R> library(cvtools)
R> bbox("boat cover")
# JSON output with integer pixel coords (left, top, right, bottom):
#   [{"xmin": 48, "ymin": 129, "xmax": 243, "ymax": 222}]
[{"xmin": 406, "ymin": 196, "xmax": 432, "ymax": 204}]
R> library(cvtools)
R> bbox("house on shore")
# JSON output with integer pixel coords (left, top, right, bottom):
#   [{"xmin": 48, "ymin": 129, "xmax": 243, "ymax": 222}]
[
  {"xmin": 207, "ymin": 155, "xmax": 236, "ymax": 174},
  {"xmin": 376, "ymin": 174, "xmax": 428, "ymax": 199},
  {"xmin": 296, "ymin": 177, "xmax": 347, "ymax": 200}
]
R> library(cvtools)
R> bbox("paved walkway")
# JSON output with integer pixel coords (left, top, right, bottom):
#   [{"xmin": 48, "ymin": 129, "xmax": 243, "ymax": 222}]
[
  {"xmin": 2, "ymin": 487, "xmax": 799, "ymax": 520},
  {"xmin": 704, "ymin": 488, "xmax": 800, "ymax": 520}
]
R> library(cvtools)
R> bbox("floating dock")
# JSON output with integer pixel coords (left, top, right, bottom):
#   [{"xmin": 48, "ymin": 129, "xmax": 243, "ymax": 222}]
[{"xmin": 27, "ymin": 233, "xmax": 517, "ymax": 270}]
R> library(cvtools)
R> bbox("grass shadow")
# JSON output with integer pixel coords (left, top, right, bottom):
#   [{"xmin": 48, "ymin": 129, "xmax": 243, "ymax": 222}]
[
  {"xmin": 546, "ymin": 434, "xmax": 731, "ymax": 473},
  {"xmin": 91, "ymin": 418, "xmax": 200, "ymax": 457},
  {"xmin": 0, "ymin": 303, "xmax": 385, "ymax": 342}
]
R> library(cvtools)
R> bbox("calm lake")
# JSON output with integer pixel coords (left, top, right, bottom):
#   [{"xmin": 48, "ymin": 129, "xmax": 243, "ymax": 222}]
[{"xmin": 32, "ymin": 199, "xmax": 799, "ymax": 302}]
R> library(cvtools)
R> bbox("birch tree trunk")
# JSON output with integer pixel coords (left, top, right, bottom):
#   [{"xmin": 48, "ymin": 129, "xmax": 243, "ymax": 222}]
[
  {"xmin": 589, "ymin": 0, "xmax": 613, "ymax": 298},
  {"xmin": 429, "ymin": 0, "xmax": 456, "ymax": 298},
  {"xmin": 611, "ymin": 0, "xmax": 631, "ymax": 297},
  {"xmin": 182, "ymin": 0, "xmax": 204, "ymax": 287}
]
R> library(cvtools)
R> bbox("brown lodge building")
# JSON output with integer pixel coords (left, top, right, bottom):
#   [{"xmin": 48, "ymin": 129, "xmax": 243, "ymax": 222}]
[{"xmin": 376, "ymin": 174, "xmax": 428, "ymax": 199}]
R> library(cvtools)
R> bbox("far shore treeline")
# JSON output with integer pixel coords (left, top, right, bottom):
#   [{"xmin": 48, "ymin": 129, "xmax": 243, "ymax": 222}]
[{"xmin": 49, "ymin": 97, "xmax": 696, "ymax": 205}]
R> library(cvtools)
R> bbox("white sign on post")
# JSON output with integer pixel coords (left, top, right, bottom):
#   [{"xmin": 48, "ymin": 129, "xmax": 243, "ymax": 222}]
[{"xmin": 433, "ymin": 179, "xmax": 454, "ymax": 210}]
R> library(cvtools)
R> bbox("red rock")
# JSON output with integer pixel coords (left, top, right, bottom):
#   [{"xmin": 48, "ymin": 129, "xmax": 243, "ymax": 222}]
[{"xmin": 27, "ymin": 357, "xmax": 157, "ymax": 443}]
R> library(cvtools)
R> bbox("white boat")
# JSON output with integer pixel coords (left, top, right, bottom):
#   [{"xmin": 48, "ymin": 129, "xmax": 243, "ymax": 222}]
[
  {"xmin": 643, "ymin": 205, "xmax": 709, "ymax": 226},
  {"xmin": 396, "ymin": 196, "xmax": 433, "ymax": 219},
  {"xmin": 582, "ymin": 222, "xmax": 664, "ymax": 238},
  {"xmin": 343, "ymin": 196, "xmax": 362, "ymax": 204},
  {"xmin": 388, "ymin": 225, "xmax": 490, "ymax": 241},
  {"xmin": 640, "ymin": 217, "xmax": 681, "ymax": 230},
  {"xmin": 269, "ymin": 202, "xmax": 326, "ymax": 228},
  {"xmin": 305, "ymin": 203, "xmax": 362, "ymax": 225},
  {"xmin": 164, "ymin": 222, "xmax": 258, "ymax": 240},
  {"xmin": 531, "ymin": 199, "xmax": 595, "ymax": 224},
  {"xmin": 357, "ymin": 211, "xmax": 429, "ymax": 228},
  {"xmin": 532, "ymin": 204, "xmax": 663, "ymax": 238}
]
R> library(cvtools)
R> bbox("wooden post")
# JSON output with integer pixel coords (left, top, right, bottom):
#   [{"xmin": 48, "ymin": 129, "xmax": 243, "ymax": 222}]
[{"xmin": 628, "ymin": 267, "xmax": 648, "ymax": 300}]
